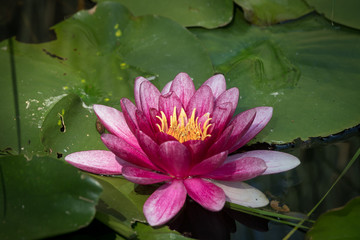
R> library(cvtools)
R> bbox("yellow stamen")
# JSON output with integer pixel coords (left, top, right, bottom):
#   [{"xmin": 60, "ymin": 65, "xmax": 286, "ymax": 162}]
[{"xmin": 156, "ymin": 107, "xmax": 212, "ymax": 143}]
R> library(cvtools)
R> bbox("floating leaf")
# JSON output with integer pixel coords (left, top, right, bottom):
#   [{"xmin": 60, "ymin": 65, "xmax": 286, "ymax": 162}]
[
  {"xmin": 0, "ymin": 155, "xmax": 102, "ymax": 240},
  {"xmin": 191, "ymin": 11, "xmax": 360, "ymax": 144},
  {"xmin": 234, "ymin": 0, "xmax": 313, "ymax": 25},
  {"xmin": 96, "ymin": 0, "xmax": 233, "ymax": 28},
  {"xmin": 305, "ymin": 0, "xmax": 360, "ymax": 30},
  {"xmin": 306, "ymin": 197, "xmax": 360, "ymax": 240},
  {"xmin": 0, "ymin": 1, "xmax": 213, "ymax": 157}
]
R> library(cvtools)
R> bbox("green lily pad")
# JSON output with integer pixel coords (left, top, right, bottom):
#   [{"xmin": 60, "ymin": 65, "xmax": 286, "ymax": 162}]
[
  {"xmin": 306, "ymin": 197, "xmax": 360, "ymax": 240},
  {"xmin": 96, "ymin": 0, "xmax": 233, "ymax": 28},
  {"xmin": 134, "ymin": 222, "xmax": 191, "ymax": 240},
  {"xmin": 191, "ymin": 11, "xmax": 360, "ymax": 144},
  {"xmin": 234, "ymin": 0, "xmax": 313, "ymax": 25},
  {"xmin": 0, "ymin": 155, "xmax": 102, "ymax": 240},
  {"xmin": 0, "ymin": 1, "xmax": 213, "ymax": 157},
  {"xmin": 305, "ymin": 0, "xmax": 360, "ymax": 30}
]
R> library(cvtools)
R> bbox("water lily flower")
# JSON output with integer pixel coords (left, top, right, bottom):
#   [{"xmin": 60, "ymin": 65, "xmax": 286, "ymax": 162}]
[{"xmin": 65, "ymin": 72, "xmax": 300, "ymax": 226}]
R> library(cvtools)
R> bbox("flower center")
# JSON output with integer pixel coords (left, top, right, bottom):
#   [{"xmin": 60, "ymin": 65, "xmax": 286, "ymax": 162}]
[{"xmin": 156, "ymin": 107, "xmax": 212, "ymax": 143}]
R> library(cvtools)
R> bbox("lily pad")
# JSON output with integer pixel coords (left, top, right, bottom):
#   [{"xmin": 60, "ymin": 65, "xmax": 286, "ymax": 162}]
[
  {"xmin": 0, "ymin": 155, "xmax": 102, "ymax": 240},
  {"xmin": 234, "ymin": 0, "xmax": 313, "ymax": 25},
  {"xmin": 96, "ymin": 0, "xmax": 233, "ymax": 28},
  {"xmin": 305, "ymin": 0, "xmax": 360, "ymax": 30},
  {"xmin": 191, "ymin": 11, "xmax": 360, "ymax": 144},
  {"xmin": 306, "ymin": 197, "xmax": 360, "ymax": 240},
  {"xmin": 0, "ymin": 1, "xmax": 213, "ymax": 157}
]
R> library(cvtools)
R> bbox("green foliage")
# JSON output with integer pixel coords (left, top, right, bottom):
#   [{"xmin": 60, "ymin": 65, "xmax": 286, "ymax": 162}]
[
  {"xmin": 96, "ymin": 0, "xmax": 234, "ymax": 28},
  {"xmin": 234, "ymin": 0, "xmax": 313, "ymax": 25},
  {"xmin": 306, "ymin": 197, "xmax": 360, "ymax": 240},
  {"xmin": 306, "ymin": 0, "xmax": 360, "ymax": 30},
  {"xmin": 191, "ymin": 10, "xmax": 360, "ymax": 144},
  {"xmin": 0, "ymin": 155, "xmax": 102, "ymax": 240}
]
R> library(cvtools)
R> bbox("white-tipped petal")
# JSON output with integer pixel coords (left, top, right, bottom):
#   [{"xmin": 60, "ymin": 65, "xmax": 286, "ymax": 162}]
[
  {"xmin": 213, "ymin": 181, "xmax": 269, "ymax": 208},
  {"xmin": 233, "ymin": 150, "xmax": 300, "ymax": 175}
]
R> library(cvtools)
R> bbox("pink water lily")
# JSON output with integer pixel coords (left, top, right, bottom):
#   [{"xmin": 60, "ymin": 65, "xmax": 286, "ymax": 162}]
[{"xmin": 65, "ymin": 72, "xmax": 300, "ymax": 226}]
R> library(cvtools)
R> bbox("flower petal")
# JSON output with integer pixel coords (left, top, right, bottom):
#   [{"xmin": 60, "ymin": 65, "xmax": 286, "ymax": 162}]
[
  {"xmin": 203, "ymin": 157, "xmax": 267, "ymax": 181},
  {"xmin": 189, "ymin": 151, "xmax": 228, "ymax": 176},
  {"xmin": 101, "ymin": 133, "xmax": 158, "ymax": 170},
  {"xmin": 215, "ymin": 87, "xmax": 239, "ymax": 114},
  {"xmin": 144, "ymin": 180, "xmax": 187, "ymax": 226},
  {"xmin": 158, "ymin": 91, "xmax": 183, "ymax": 120},
  {"xmin": 135, "ymin": 109, "xmax": 155, "ymax": 139},
  {"xmin": 209, "ymin": 102, "xmax": 233, "ymax": 138},
  {"xmin": 161, "ymin": 80, "xmax": 173, "ymax": 95},
  {"xmin": 203, "ymin": 74, "xmax": 226, "ymax": 99},
  {"xmin": 93, "ymin": 104, "xmax": 138, "ymax": 146},
  {"xmin": 213, "ymin": 181, "xmax": 269, "ymax": 208},
  {"xmin": 170, "ymin": 72, "xmax": 195, "ymax": 108},
  {"xmin": 186, "ymin": 85, "xmax": 214, "ymax": 117},
  {"xmin": 233, "ymin": 150, "xmax": 300, "ymax": 175},
  {"xmin": 207, "ymin": 125, "xmax": 234, "ymax": 157},
  {"xmin": 135, "ymin": 130, "xmax": 166, "ymax": 172},
  {"xmin": 65, "ymin": 150, "xmax": 122, "ymax": 175},
  {"xmin": 134, "ymin": 76, "xmax": 148, "ymax": 109},
  {"xmin": 140, "ymin": 80, "xmax": 161, "ymax": 121},
  {"xmin": 120, "ymin": 98, "xmax": 139, "ymax": 134},
  {"xmin": 122, "ymin": 166, "xmax": 172, "ymax": 185},
  {"xmin": 225, "ymin": 109, "xmax": 256, "ymax": 153},
  {"xmin": 230, "ymin": 107, "xmax": 273, "ymax": 151},
  {"xmin": 183, "ymin": 139, "xmax": 209, "ymax": 165},
  {"xmin": 184, "ymin": 178, "xmax": 225, "ymax": 211},
  {"xmin": 159, "ymin": 141, "xmax": 191, "ymax": 177}
]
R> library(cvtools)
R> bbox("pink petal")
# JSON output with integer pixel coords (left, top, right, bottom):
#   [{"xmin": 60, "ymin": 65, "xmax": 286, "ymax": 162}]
[
  {"xmin": 159, "ymin": 141, "xmax": 191, "ymax": 178},
  {"xmin": 93, "ymin": 104, "xmax": 138, "ymax": 146},
  {"xmin": 65, "ymin": 150, "xmax": 122, "ymax": 175},
  {"xmin": 101, "ymin": 133, "xmax": 158, "ymax": 170},
  {"xmin": 186, "ymin": 85, "xmax": 214, "ymax": 118},
  {"xmin": 203, "ymin": 157, "xmax": 267, "ymax": 181},
  {"xmin": 154, "ymin": 131, "xmax": 178, "ymax": 144},
  {"xmin": 183, "ymin": 139, "xmax": 209, "ymax": 165},
  {"xmin": 203, "ymin": 74, "xmax": 226, "ymax": 99},
  {"xmin": 232, "ymin": 150, "xmax": 300, "ymax": 175},
  {"xmin": 135, "ymin": 110, "xmax": 155, "ymax": 139},
  {"xmin": 215, "ymin": 87, "xmax": 239, "ymax": 114},
  {"xmin": 158, "ymin": 91, "xmax": 183, "ymax": 120},
  {"xmin": 134, "ymin": 76, "xmax": 148, "ymax": 109},
  {"xmin": 183, "ymin": 178, "xmax": 225, "ymax": 211},
  {"xmin": 161, "ymin": 81, "xmax": 173, "ymax": 95},
  {"xmin": 144, "ymin": 180, "xmax": 187, "ymax": 226},
  {"xmin": 170, "ymin": 72, "xmax": 195, "ymax": 108},
  {"xmin": 120, "ymin": 98, "xmax": 139, "ymax": 134},
  {"xmin": 135, "ymin": 130, "xmax": 164, "ymax": 172},
  {"xmin": 122, "ymin": 166, "xmax": 172, "ymax": 185},
  {"xmin": 206, "ymin": 125, "xmax": 234, "ymax": 157},
  {"xmin": 140, "ymin": 80, "xmax": 161, "ymax": 121},
  {"xmin": 225, "ymin": 109, "xmax": 256, "ymax": 153},
  {"xmin": 189, "ymin": 151, "xmax": 228, "ymax": 176},
  {"xmin": 209, "ymin": 102, "xmax": 233, "ymax": 138},
  {"xmin": 213, "ymin": 181, "xmax": 269, "ymax": 207},
  {"xmin": 230, "ymin": 107, "xmax": 273, "ymax": 151}
]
